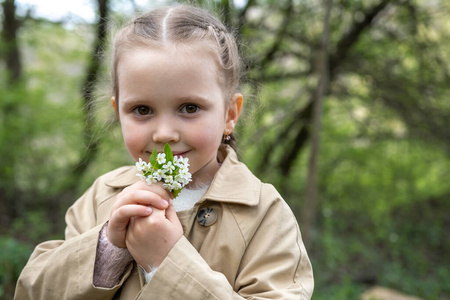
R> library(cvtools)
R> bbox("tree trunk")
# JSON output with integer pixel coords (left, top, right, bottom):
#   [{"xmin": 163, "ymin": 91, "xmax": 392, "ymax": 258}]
[
  {"xmin": 301, "ymin": 0, "xmax": 333, "ymax": 249},
  {"xmin": 71, "ymin": 0, "xmax": 110, "ymax": 182},
  {"xmin": 0, "ymin": 0, "xmax": 22, "ymax": 230},
  {"xmin": 1, "ymin": 0, "xmax": 22, "ymax": 83}
]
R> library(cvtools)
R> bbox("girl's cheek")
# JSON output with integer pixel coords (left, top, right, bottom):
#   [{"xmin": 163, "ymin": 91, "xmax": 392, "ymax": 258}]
[
  {"xmin": 125, "ymin": 128, "xmax": 145, "ymax": 145},
  {"xmin": 121, "ymin": 122, "xmax": 145, "ymax": 154}
]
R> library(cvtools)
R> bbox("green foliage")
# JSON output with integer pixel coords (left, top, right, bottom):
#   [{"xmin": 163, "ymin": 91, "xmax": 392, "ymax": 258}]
[
  {"xmin": 11, "ymin": 210, "xmax": 54, "ymax": 242},
  {"xmin": 0, "ymin": 237, "xmax": 32, "ymax": 299},
  {"xmin": 312, "ymin": 277, "xmax": 366, "ymax": 300}
]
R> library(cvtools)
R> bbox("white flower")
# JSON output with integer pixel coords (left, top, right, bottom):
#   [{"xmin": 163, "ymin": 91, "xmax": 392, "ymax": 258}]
[
  {"xmin": 183, "ymin": 177, "xmax": 192, "ymax": 185},
  {"xmin": 179, "ymin": 166, "xmax": 189, "ymax": 175},
  {"xmin": 175, "ymin": 173, "xmax": 191, "ymax": 186},
  {"xmin": 136, "ymin": 158, "xmax": 148, "ymax": 171},
  {"xmin": 174, "ymin": 174, "xmax": 182, "ymax": 182},
  {"xmin": 152, "ymin": 169, "xmax": 164, "ymax": 181},
  {"xmin": 146, "ymin": 176, "xmax": 156, "ymax": 185},
  {"xmin": 163, "ymin": 161, "xmax": 175, "ymax": 174},
  {"xmin": 156, "ymin": 153, "xmax": 166, "ymax": 164},
  {"xmin": 171, "ymin": 182, "xmax": 182, "ymax": 190},
  {"xmin": 165, "ymin": 175, "xmax": 174, "ymax": 184},
  {"xmin": 179, "ymin": 157, "xmax": 190, "ymax": 167},
  {"xmin": 173, "ymin": 156, "xmax": 188, "ymax": 167}
]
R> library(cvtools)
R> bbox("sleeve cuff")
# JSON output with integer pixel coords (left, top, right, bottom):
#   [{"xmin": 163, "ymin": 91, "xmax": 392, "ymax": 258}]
[{"xmin": 141, "ymin": 236, "xmax": 234, "ymax": 298}]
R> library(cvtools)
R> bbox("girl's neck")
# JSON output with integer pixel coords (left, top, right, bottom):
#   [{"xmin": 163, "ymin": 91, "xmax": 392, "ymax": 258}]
[{"xmin": 188, "ymin": 160, "xmax": 221, "ymax": 189}]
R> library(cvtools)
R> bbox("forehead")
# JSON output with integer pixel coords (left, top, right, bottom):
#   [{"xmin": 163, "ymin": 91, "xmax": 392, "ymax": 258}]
[
  {"xmin": 118, "ymin": 41, "xmax": 225, "ymax": 85},
  {"xmin": 116, "ymin": 43, "xmax": 226, "ymax": 102}
]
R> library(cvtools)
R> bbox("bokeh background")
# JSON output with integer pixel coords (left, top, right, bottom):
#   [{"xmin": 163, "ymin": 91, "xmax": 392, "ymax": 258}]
[{"xmin": 1, "ymin": 0, "xmax": 449, "ymax": 299}]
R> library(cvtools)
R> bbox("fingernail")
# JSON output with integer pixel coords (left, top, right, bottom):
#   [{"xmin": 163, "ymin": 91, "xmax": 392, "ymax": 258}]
[
  {"xmin": 169, "ymin": 198, "xmax": 173, "ymax": 205},
  {"xmin": 146, "ymin": 207, "xmax": 152, "ymax": 214}
]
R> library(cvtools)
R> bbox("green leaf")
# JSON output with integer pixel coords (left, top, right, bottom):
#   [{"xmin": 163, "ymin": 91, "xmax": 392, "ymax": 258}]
[
  {"xmin": 149, "ymin": 147, "xmax": 158, "ymax": 168},
  {"xmin": 173, "ymin": 189, "xmax": 181, "ymax": 198},
  {"xmin": 164, "ymin": 143, "xmax": 173, "ymax": 163}
]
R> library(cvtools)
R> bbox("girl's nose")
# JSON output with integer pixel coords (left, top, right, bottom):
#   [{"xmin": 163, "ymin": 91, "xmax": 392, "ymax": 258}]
[{"xmin": 152, "ymin": 121, "xmax": 180, "ymax": 144}]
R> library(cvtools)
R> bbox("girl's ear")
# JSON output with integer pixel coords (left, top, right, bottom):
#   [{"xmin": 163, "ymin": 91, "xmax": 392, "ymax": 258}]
[{"xmin": 225, "ymin": 93, "xmax": 243, "ymax": 133}]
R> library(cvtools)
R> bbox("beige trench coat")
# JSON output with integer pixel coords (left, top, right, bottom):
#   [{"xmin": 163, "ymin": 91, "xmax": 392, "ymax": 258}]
[{"xmin": 15, "ymin": 146, "xmax": 314, "ymax": 299}]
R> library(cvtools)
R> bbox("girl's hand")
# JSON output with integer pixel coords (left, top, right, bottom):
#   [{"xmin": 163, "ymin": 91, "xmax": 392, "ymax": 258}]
[
  {"xmin": 126, "ymin": 204, "xmax": 183, "ymax": 270},
  {"xmin": 107, "ymin": 180, "xmax": 171, "ymax": 248}
]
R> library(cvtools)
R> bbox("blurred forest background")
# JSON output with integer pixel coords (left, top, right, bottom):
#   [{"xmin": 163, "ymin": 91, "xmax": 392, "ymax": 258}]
[{"xmin": 0, "ymin": 0, "xmax": 449, "ymax": 299}]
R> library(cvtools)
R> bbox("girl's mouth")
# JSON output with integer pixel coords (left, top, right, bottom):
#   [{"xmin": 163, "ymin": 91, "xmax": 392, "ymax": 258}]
[{"xmin": 173, "ymin": 151, "xmax": 189, "ymax": 157}]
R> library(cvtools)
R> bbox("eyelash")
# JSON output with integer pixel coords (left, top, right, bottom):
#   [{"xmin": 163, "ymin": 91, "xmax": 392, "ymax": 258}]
[
  {"xmin": 180, "ymin": 104, "xmax": 200, "ymax": 114},
  {"xmin": 133, "ymin": 106, "xmax": 153, "ymax": 116}
]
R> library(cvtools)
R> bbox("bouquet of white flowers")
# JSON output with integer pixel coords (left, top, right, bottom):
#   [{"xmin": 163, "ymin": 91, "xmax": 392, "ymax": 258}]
[{"xmin": 136, "ymin": 143, "xmax": 192, "ymax": 198}]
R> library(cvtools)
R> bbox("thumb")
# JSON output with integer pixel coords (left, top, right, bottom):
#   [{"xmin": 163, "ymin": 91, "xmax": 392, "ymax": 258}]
[{"xmin": 165, "ymin": 204, "xmax": 181, "ymax": 226}]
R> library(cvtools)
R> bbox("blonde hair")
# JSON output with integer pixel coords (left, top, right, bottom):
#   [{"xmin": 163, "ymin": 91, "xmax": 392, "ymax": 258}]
[{"xmin": 111, "ymin": 5, "xmax": 243, "ymax": 148}]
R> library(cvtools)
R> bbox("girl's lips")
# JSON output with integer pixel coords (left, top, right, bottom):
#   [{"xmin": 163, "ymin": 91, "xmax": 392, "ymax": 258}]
[
  {"xmin": 153, "ymin": 150, "xmax": 188, "ymax": 154},
  {"xmin": 173, "ymin": 151, "xmax": 189, "ymax": 157},
  {"xmin": 150, "ymin": 150, "xmax": 190, "ymax": 157}
]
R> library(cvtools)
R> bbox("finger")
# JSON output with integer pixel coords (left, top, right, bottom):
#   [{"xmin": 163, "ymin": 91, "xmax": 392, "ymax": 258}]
[
  {"xmin": 119, "ymin": 190, "xmax": 169, "ymax": 209},
  {"xmin": 165, "ymin": 205, "xmax": 181, "ymax": 226},
  {"xmin": 134, "ymin": 180, "xmax": 172, "ymax": 201},
  {"xmin": 149, "ymin": 206, "xmax": 166, "ymax": 219},
  {"xmin": 111, "ymin": 204, "xmax": 152, "ymax": 227}
]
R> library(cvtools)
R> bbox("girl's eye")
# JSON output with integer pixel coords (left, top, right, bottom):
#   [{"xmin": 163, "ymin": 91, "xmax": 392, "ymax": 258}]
[
  {"xmin": 134, "ymin": 106, "xmax": 152, "ymax": 115},
  {"xmin": 181, "ymin": 104, "xmax": 199, "ymax": 114}
]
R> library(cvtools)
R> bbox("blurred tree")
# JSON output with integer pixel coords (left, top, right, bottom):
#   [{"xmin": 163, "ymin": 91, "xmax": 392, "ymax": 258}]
[
  {"xmin": 1, "ymin": 0, "xmax": 21, "ymax": 83},
  {"xmin": 0, "ymin": 0, "xmax": 24, "ymax": 228},
  {"xmin": 71, "ymin": 0, "xmax": 111, "ymax": 184},
  {"xmin": 302, "ymin": 0, "xmax": 333, "ymax": 249},
  {"xmin": 248, "ymin": 0, "xmax": 393, "ymax": 176}
]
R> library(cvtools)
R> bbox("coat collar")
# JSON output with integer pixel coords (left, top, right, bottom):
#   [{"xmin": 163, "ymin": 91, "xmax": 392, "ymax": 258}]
[{"xmin": 105, "ymin": 145, "xmax": 261, "ymax": 206}]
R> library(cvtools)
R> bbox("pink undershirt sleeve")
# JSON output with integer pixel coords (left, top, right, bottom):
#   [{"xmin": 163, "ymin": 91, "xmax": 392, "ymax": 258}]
[{"xmin": 93, "ymin": 222, "xmax": 134, "ymax": 288}]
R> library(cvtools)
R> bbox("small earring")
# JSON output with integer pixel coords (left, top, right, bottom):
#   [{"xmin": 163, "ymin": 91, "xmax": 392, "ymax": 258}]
[
  {"xmin": 111, "ymin": 98, "xmax": 117, "ymax": 110},
  {"xmin": 224, "ymin": 130, "xmax": 231, "ymax": 142}
]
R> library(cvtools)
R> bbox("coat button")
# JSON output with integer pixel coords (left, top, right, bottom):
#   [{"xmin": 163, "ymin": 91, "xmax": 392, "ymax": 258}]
[{"xmin": 196, "ymin": 207, "xmax": 217, "ymax": 226}]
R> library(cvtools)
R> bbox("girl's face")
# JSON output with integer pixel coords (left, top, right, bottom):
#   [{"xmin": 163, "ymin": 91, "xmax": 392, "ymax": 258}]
[{"xmin": 116, "ymin": 45, "xmax": 241, "ymax": 186}]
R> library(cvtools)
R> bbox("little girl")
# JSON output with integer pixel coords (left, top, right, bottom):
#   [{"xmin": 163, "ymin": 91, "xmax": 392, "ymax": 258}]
[{"xmin": 15, "ymin": 5, "xmax": 314, "ymax": 299}]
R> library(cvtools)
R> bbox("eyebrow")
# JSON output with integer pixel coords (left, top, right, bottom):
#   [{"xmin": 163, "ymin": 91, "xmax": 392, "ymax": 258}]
[
  {"xmin": 121, "ymin": 96, "xmax": 214, "ymax": 114},
  {"xmin": 121, "ymin": 95, "xmax": 211, "ymax": 105},
  {"xmin": 176, "ymin": 95, "xmax": 211, "ymax": 104},
  {"xmin": 119, "ymin": 97, "xmax": 147, "ymax": 106}
]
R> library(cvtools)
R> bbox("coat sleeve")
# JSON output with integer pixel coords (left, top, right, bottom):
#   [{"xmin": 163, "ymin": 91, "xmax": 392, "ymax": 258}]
[
  {"xmin": 14, "ymin": 179, "xmax": 134, "ymax": 300},
  {"xmin": 138, "ymin": 237, "xmax": 237, "ymax": 299},
  {"xmin": 136, "ymin": 185, "xmax": 314, "ymax": 300}
]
